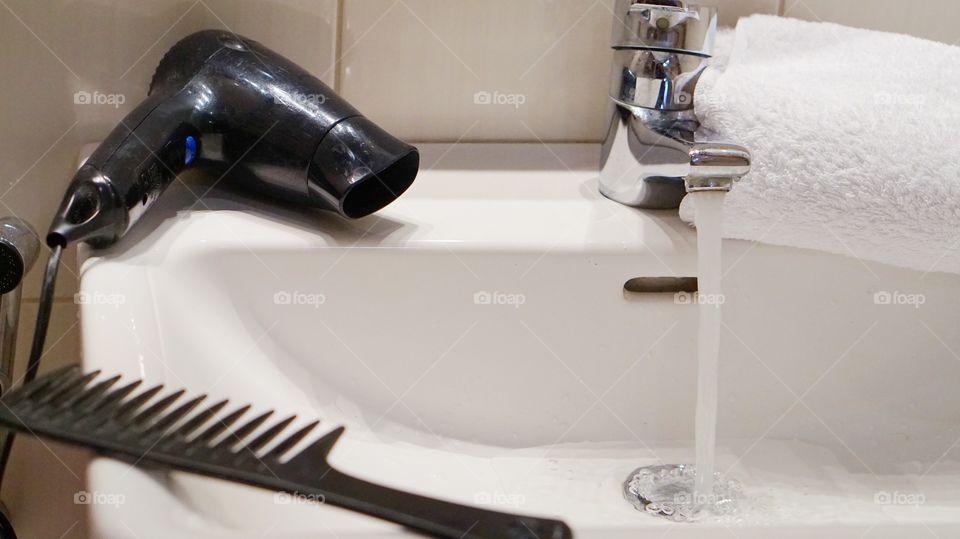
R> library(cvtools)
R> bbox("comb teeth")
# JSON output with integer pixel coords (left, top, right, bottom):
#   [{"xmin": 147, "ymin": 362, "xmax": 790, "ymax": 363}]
[
  {"xmin": 0, "ymin": 368, "xmax": 345, "ymax": 489},
  {"xmin": 243, "ymin": 415, "xmax": 297, "ymax": 456},
  {"xmin": 158, "ymin": 400, "xmax": 229, "ymax": 453},
  {"xmin": 195, "ymin": 405, "xmax": 250, "ymax": 446},
  {"xmin": 89, "ymin": 380, "xmax": 143, "ymax": 415},
  {"xmin": 147, "ymin": 395, "xmax": 206, "ymax": 435},
  {"xmin": 18, "ymin": 365, "xmax": 84, "ymax": 401},
  {"xmin": 267, "ymin": 420, "xmax": 320, "ymax": 460},
  {"xmin": 173, "ymin": 400, "xmax": 229, "ymax": 439},
  {"xmin": 44, "ymin": 370, "xmax": 100, "ymax": 407},
  {"xmin": 115, "ymin": 385, "xmax": 164, "ymax": 421},
  {"xmin": 132, "ymin": 389, "xmax": 184, "ymax": 427},
  {"xmin": 214, "ymin": 410, "xmax": 273, "ymax": 453},
  {"xmin": 69, "ymin": 374, "xmax": 122, "ymax": 410}
]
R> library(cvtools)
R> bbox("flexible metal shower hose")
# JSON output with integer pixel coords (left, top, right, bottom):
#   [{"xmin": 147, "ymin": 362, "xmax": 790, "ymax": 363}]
[{"xmin": 0, "ymin": 244, "xmax": 62, "ymax": 504}]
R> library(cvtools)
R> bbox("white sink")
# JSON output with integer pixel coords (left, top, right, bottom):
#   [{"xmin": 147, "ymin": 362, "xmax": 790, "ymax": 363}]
[{"xmin": 79, "ymin": 144, "xmax": 960, "ymax": 538}]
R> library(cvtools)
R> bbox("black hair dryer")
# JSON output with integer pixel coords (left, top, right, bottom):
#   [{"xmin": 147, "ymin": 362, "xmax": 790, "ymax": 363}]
[{"xmin": 48, "ymin": 30, "xmax": 419, "ymax": 249}]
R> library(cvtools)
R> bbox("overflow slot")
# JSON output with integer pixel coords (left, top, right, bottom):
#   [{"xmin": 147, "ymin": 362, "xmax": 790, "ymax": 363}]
[{"xmin": 623, "ymin": 277, "xmax": 698, "ymax": 296}]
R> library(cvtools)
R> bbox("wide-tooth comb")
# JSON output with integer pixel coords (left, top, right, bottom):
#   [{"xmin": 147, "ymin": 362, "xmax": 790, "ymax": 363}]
[{"xmin": 0, "ymin": 366, "xmax": 573, "ymax": 539}]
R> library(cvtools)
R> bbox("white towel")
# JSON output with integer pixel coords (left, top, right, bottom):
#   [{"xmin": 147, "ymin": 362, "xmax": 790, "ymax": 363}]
[{"xmin": 680, "ymin": 15, "xmax": 960, "ymax": 274}]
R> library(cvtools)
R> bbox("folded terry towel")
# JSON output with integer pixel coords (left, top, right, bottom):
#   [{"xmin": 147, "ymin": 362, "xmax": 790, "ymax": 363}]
[{"xmin": 680, "ymin": 15, "xmax": 960, "ymax": 274}]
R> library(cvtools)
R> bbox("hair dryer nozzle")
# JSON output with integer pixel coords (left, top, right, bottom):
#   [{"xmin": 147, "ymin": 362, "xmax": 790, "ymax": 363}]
[{"xmin": 310, "ymin": 117, "xmax": 419, "ymax": 219}]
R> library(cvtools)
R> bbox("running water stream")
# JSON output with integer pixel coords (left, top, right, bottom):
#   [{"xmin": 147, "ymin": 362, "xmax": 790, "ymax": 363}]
[
  {"xmin": 624, "ymin": 191, "xmax": 742, "ymax": 521},
  {"xmin": 692, "ymin": 191, "xmax": 725, "ymax": 507}
]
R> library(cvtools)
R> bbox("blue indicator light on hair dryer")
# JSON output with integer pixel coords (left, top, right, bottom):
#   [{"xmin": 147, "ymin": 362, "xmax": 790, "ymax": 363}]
[{"xmin": 184, "ymin": 135, "xmax": 197, "ymax": 165}]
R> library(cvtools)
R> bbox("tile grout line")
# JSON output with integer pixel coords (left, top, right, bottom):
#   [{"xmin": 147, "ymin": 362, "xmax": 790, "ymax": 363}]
[{"xmin": 334, "ymin": 0, "xmax": 346, "ymax": 94}]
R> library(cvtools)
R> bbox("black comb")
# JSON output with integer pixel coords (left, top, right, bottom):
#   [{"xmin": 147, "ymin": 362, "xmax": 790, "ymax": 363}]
[{"xmin": 0, "ymin": 366, "xmax": 573, "ymax": 539}]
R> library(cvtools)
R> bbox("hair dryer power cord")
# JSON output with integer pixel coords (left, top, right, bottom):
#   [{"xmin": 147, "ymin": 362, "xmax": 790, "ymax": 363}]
[{"xmin": 24, "ymin": 245, "xmax": 62, "ymax": 384}]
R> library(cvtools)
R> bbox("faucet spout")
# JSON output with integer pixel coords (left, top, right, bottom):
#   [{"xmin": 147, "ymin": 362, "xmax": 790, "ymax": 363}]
[{"xmin": 686, "ymin": 142, "xmax": 752, "ymax": 192}]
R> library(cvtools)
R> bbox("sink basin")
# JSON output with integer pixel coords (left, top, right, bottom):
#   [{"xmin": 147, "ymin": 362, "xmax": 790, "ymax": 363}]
[{"xmin": 80, "ymin": 144, "xmax": 960, "ymax": 538}]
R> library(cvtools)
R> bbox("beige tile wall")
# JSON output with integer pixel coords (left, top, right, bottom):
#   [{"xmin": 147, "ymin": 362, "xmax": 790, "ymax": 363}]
[
  {"xmin": 784, "ymin": 0, "xmax": 960, "ymax": 44},
  {"xmin": 0, "ymin": 0, "xmax": 957, "ymax": 536},
  {"xmin": 338, "ymin": 0, "xmax": 781, "ymax": 143},
  {"xmin": 339, "ymin": 0, "xmax": 614, "ymax": 142}
]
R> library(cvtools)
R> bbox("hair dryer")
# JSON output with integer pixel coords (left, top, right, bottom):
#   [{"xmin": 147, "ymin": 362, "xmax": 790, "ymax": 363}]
[
  {"xmin": 48, "ymin": 30, "xmax": 419, "ymax": 249},
  {"xmin": 6, "ymin": 32, "xmax": 422, "ymax": 509}
]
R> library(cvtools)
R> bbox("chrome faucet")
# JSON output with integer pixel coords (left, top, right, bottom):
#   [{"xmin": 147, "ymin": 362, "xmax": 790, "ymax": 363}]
[
  {"xmin": 0, "ymin": 218, "xmax": 38, "ymax": 395},
  {"xmin": 599, "ymin": 0, "xmax": 751, "ymax": 209},
  {"xmin": 0, "ymin": 216, "xmax": 39, "ymax": 507}
]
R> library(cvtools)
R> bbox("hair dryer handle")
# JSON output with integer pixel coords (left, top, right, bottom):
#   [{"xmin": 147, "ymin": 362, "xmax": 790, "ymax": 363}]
[{"xmin": 48, "ymin": 94, "xmax": 198, "ymax": 248}]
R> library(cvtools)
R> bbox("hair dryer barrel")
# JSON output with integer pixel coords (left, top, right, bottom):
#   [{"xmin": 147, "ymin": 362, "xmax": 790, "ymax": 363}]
[{"xmin": 48, "ymin": 30, "xmax": 419, "ymax": 249}]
